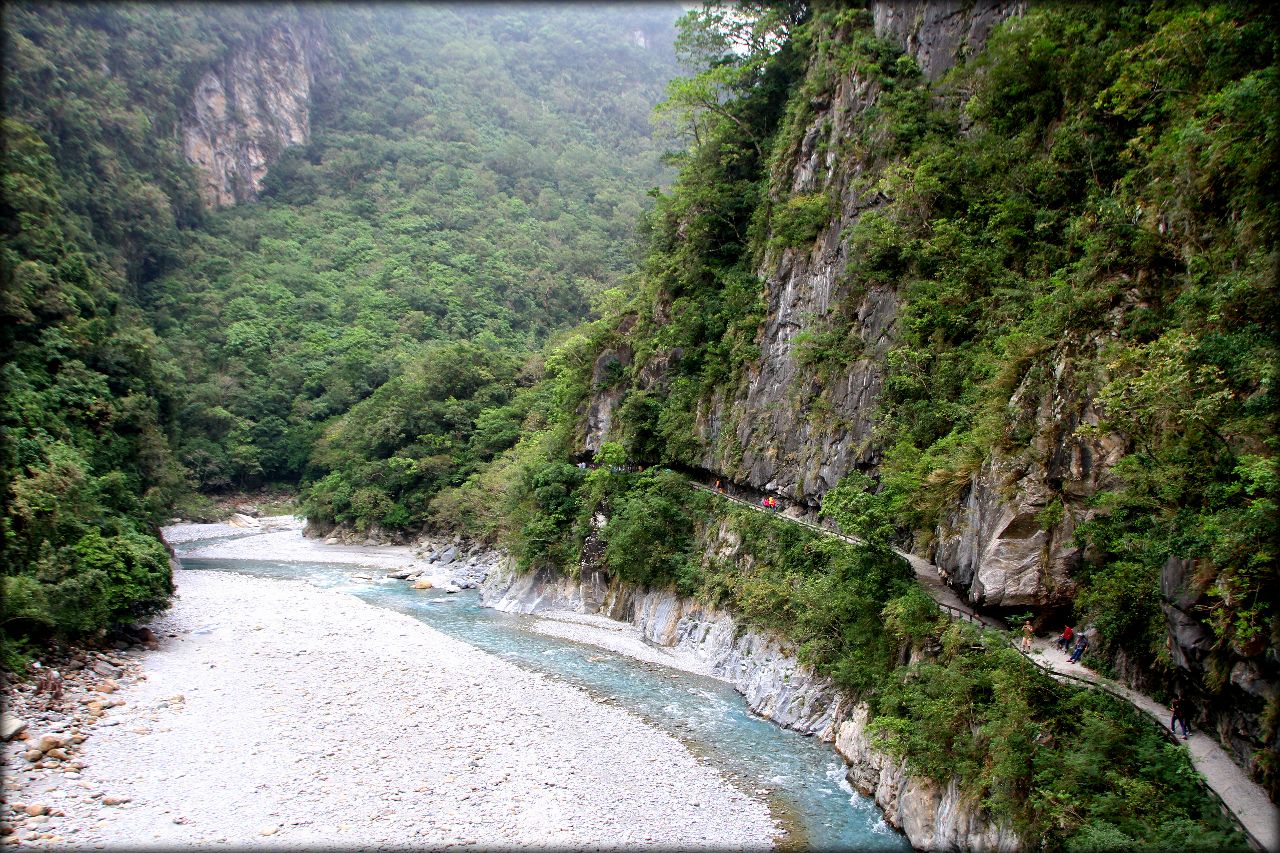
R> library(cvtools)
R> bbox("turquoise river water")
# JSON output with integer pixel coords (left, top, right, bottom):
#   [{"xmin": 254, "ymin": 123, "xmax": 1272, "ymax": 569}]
[{"xmin": 173, "ymin": 541, "xmax": 909, "ymax": 852}]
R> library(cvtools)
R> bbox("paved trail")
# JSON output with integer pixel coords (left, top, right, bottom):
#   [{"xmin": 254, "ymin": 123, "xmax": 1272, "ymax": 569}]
[{"xmin": 694, "ymin": 483, "xmax": 1279, "ymax": 852}]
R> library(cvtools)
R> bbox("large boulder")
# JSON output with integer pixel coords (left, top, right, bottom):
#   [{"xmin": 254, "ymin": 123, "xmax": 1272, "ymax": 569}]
[{"xmin": 1, "ymin": 714, "xmax": 27, "ymax": 741}]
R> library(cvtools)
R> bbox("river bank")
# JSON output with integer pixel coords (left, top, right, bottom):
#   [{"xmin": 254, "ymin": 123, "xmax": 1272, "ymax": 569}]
[{"xmin": 0, "ymin": 523, "xmax": 778, "ymax": 849}]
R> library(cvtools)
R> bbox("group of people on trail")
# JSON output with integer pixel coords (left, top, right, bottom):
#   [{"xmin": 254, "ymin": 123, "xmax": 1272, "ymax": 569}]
[
  {"xmin": 1034, "ymin": 623, "xmax": 1195, "ymax": 740},
  {"xmin": 1049, "ymin": 624, "xmax": 1090, "ymax": 663},
  {"xmin": 760, "ymin": 496, "xmax": 780, "ymax": 511}
]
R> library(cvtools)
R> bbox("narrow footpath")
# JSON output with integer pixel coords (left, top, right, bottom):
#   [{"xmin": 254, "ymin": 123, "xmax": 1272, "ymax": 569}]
[{"xmin": 691, "ymin": 482, "xmax": 1280, "ymax": 852}]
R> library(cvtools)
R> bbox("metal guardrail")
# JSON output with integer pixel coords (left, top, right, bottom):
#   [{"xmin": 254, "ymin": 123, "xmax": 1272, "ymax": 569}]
[
  {"xmin": 690, "ymin": 479, "xmax": 1265, "ymax": 850},
  {"xmin": 935, "ymin": 600, "xmax": 984, "ymax": 626},
  {"xmin": 1007, "ymin": 640, "xmax": 1264, "ymax": 851}
]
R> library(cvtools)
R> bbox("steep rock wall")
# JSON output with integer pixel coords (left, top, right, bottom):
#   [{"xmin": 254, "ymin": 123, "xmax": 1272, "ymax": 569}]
[
  {"xmin": 575, "ymin": 0, "xmax": 1275, "ymax": 798},
  {"xmin": 480, "ymin": 560, "xmax": 1022, "ymax": 850},
  {"xmin": 873, "ymin": 0, "xmax": 1026, "ymax": 82},
  {"xmin": 584, "ymin": 0, "xmax": 1024, "ymax": 511},
  {"xmin": 182, "ymin": 18, "xmax": 333, "ymax": 209},
  {"xmin": 581, "ymin": 0, "xmax": 1118, "ymax": 616},
  {"xmin": 836, "ymin": 706, "xmax": 1021, "ymax": 852},
  {"xmin": 930, "ymin": 337, "xmax": 1129, "ymax": 610},
  {"xmin": 482, "ymin": 559, "xmax": 852, "ymax": 737}
]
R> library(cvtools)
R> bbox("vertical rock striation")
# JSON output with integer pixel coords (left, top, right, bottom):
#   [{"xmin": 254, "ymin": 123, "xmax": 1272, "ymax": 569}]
[
  {"xmin": 836, "ymin": 706, "xmax": 1022, "ymax": 852},
  {"xmin": 872, "ymin": 0, "xmax": 1026, "ymax": 82},
  {"xmin": 182, "ymin": 19, "xmax": 333, "ymax": 209}
]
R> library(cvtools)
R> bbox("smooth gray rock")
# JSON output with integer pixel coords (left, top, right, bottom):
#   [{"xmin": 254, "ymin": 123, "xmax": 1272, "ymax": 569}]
[
  {"xmin": 91, "ymin": 661, "xmax": 119, "ymax": 679},
  {"xmin": 872, "ymin": 0, "xmax": 1026, "ymax": 81}
]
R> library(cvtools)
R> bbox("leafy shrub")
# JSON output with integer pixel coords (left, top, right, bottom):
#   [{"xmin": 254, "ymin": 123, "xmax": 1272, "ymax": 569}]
[
  {"xmin": 769, "ymin": 191, "xmax": 835, "ymax": 250},
  {"xmin": 869, "ymin": 620, "xmax": 1241, "ymax": 848},
  {"xmin": 603, "ymin": 469, "xmax": 704, "ymax": 587}
]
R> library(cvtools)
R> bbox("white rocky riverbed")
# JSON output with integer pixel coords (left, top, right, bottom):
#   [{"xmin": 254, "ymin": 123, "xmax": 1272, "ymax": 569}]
[{"xmin": 0, "ymin": 526, "xmax": 778, "ymax": 849}]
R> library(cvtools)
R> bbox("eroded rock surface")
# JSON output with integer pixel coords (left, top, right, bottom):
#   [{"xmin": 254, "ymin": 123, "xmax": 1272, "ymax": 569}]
[{"xmin": 183, "ymin": 19, "xmax": 333, "ymax": 208}]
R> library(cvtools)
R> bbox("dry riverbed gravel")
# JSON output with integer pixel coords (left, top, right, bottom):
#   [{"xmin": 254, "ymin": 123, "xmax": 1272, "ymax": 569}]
[{"xmin": 2, "ymin": 568, "xmax": 777, "ymax": 849}]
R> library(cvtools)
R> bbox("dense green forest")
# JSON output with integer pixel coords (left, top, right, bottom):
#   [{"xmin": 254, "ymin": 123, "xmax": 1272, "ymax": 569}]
[
  {"xmin": 1, "ymin": 4, "xmax": 279, "ymax": 660},
  {"xmin": 1, "ymin": 2, "xmax": 681, "ymax": 659},
  {"xmin": 2, "ymin": 0, "xmax": 1275, "ymax": 845},
  {"xmin": 156, "ymin": 6, "xmax": 681, "ymax": 506}
]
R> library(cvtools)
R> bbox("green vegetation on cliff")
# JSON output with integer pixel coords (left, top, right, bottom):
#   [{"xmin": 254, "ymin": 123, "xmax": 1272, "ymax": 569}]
[
  {"xmin": 443, "ymin": 0, "xmax": 1275, "ymax": 841},
  {"xmin": 493, "ymin": 428, "xmax": 1240, "ymax": 848},
  {"xmin": 517, "ymin": 0, "xmax": 1276, "ymax": 796}
]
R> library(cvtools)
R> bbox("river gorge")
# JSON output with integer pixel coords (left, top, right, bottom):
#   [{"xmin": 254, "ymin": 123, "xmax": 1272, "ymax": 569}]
[{"xmin": 1, "ymin": 518, "xmax": 910, "ymax": 850}]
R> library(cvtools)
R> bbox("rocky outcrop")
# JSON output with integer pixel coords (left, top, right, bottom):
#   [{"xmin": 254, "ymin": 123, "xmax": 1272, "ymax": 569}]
[
  {"xmin": 183, "ymin": 17, "xmax": 334, "ymax": 209},
  {"xmin": 836, "ymin": 706, "xmax": 1021, "ymax": 851},
  {"xmin": 929, "ymin": 341, "xmax": 1129, "ymax": 611},
  {"xmin": 690, "ymin": 53, "xmax": 902, "ymax": 503},
  {"xmin": 483, "ymin": 560, "xmax": 853, "ymax": 737},
  {"xmin": 1161, "ymin": 555, "xmax": 1279, "ymax": 790},
  {"xmin": 872, "ymin": 0, "xmax": 1027, "ymax": 82},
  {"xmin": 583, "ymin": 346, "xmax": 633, "ymax": 456},
  {"xmin": 584, "ymin": 1, "xmax": 1025, "ymax": 507},
  {"xmin": 481, "ymin": 560, "xmax": 1024, "ymax": 849}
]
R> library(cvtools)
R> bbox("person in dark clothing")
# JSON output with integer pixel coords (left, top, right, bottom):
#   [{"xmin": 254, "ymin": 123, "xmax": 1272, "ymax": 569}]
[
  {"xmin": 1170, "ymin": 696, "xmax": 1191, "ymax": 739},
  {"xmin": 1069, "ymin": 634, "xmax": 1089, "ymax": 663}
]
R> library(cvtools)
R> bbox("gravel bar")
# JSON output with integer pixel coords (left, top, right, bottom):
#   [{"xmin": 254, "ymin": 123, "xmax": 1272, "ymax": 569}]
[{"xmin": 2, "ymin": 570, "xmax": 777, "ymax": 850}]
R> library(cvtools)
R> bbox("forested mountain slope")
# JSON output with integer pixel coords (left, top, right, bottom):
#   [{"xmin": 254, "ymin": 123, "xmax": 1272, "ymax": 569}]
[
  {"xmin": 2, "ymin": 4, "xmax": 290, "ymax": 661},
  {"xmin": 1, "ymin": 3, "xmax": 681, "ymax": 658},
  {"xmin": 469, "ymin": 0, "xmax": 1279, "ymax": 808},
  {"xmin": 148, "ymin": 5, "xmax": 681, "ymax": 519}
]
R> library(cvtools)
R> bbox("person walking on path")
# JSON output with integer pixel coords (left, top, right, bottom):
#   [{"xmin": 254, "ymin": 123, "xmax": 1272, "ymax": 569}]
[
  {"xmin": 1069, "ymin": 633, "xmax": 1089, "ymax": 663},
  {"xmin": 1170, "ymin": 695, "xmax": 1191, "ymax": 739},
  {"xmin": 1021, "ymin": 620, "xmax": 1035, "ymax": 653}
]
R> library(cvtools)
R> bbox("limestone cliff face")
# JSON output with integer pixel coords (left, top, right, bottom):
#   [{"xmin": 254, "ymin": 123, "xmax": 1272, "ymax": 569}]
[
  {"xmin": 182, "ymin": 18, "xmax": 333, "ymax": 209},
  {"xmin": 930, "ymin": 336, "xmax": 1129, "ymax": 611},
  {"xmin": 836, "ymin": 706, "xmax": 1021, "ymax": 852},
  {"xmin": 483, "ymin": 559, "xmax": 853, "ymax": 736},
  {"xmin": 872, "ymin": 0, "xmax": 1025, "ymax": 82},
  {"xmin": 583, "ymin": 0, "xmax": 1028, "ymax": 538}
]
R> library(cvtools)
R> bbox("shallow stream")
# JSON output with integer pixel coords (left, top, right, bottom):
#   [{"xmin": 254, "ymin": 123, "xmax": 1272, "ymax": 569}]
[{"xmin": 173, "ymin": 543, "xmax": 908, "ymax": 852}]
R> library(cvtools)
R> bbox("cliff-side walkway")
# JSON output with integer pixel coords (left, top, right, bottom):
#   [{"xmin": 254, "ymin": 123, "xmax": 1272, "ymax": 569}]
[{"xmin": 691, "ymin": 481, "xmax": 1279, "ymax": 852}]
